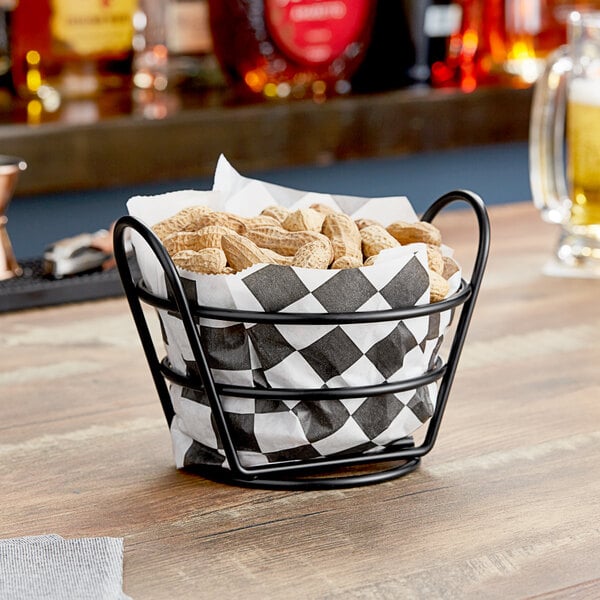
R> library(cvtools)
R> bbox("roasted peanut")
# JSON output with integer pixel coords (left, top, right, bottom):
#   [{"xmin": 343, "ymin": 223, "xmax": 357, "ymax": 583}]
[
  {"xmin": 242, "ymin": 214, "xmax": 282, "ymax": 228},
  {"xmin": 355, "ymin": 217, "xmax": 381, "ymax": 230},
  {"xmin": 152, "ymin": 205, "xmax": 213, "ymax": 240},
  {"xmin": 322, "ymin": 213, "xmax": 362, "ymax": 262},
  {"xmin": 386, "ymin": 220, "xmax": 442, "ymax": 246},
  {"xmin": 360, "ymin": 224, "xmax": 401, "ymax": 258},
  {"xmin": 282, "ymin": 208, "xmax": 326, "ymax": 232},
  {"xmin": 292, "ymin": 239, "xmax": 334, "ymax": 269},
  {"xmin": 163, "ymin": 231, "xmax": 205, "ymax": 255},
  {"xmin": 429, "ymin": 271, "xmax": 450, "ymax": 302},
  {"xmin": 426, "ymin": 244, "xmax": 444, "ymax": 275},
  {"xmin": 331, "ymin": 255, "xmax": 363, "ymax": 270},
  {"xmin": 193, "ymin": 211, "xmax": 247, "ymax": 235},
  {"xmin": 261, "ymin": 247, "xmax": 294, "ymax": 266},
  {"xmin": 163, "ymin": 225, "xmax": 236, "ymax": 255},
  {"xmin": 246, "ymin": 225, "xmax": 332, "ymax": 257},
  {"xmin": 171, "ymin": 248, "xmax": 228, "ymax": 274},
  {"xmin": 221, "ymin": 233, "xmax": 271, "ymax": 272},
  {"xmin": 197, "ymin": 225, "xmax": 238, "ymax": 249},
  {"xmin": 310, "ymin": 203, "xmax": 339, "ymax": 216},
  {"xmin": 260, "ymin": 205, "xmax": 291, "ymax": 223}
]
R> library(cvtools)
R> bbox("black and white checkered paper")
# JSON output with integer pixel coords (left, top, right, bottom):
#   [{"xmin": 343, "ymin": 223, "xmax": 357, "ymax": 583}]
[{"xmin": 128, "ymin": 156, "xmax": 461, "ymax": 469}]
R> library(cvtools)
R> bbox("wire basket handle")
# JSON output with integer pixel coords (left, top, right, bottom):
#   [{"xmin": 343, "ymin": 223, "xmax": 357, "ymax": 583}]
[
  {"xmin": 418, "ymin": 189, "xmax": 490, "ymax": 449},
  {"xmin": 113, "ymin": 216, "xmax": 241, "ymax": 468},
  {"xmin": 421, "ymin": 188, "xmax": 490, "ymax": 296}
]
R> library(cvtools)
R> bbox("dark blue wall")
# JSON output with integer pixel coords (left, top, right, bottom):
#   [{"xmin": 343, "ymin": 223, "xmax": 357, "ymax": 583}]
[{"xmin": 7, "ymin": 141, "xmax": 531, "ymax": 260}]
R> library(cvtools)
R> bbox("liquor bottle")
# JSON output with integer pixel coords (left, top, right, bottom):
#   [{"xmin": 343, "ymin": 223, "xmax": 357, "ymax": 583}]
[
  {"xmin": 0, "ymin": 0, "xmax": 17, "ymax": 105},
  {"xmin": 165, "ymin": 0, "xmax": 225, "ymax": 90},
  {"xmin": 504, "ymin": 0, "xmax": 600, "ymax": 85},
  {"xmin": 423, "ymin": 0, "xmax": 464, "ymax": 73},
  {"xmin": 430, "ymin": 0, "xmax": 506, "ymax": 92},
  {"xmin": 355, "ymin": 0, "xmax": 466, "ymax": 91},
  {"xmin": 411, "ymin": 0, "xmax": 464, "ymax": 87},
  {"xmin": 208, "ymin": 0, "xmax": 377, "ymax": 101},
  {"xmin": 350, "ymin": 0, "xmax": 416, "ymax": 93},
  {"xmin": 10, "ymin": 0, "xmax": 137, "ymax": 100}
]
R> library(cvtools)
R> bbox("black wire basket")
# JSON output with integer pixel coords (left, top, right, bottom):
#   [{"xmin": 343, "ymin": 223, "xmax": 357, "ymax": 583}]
[{"xmin": 114, "ymin": 190, "xmax": 490, "ymax": 490}]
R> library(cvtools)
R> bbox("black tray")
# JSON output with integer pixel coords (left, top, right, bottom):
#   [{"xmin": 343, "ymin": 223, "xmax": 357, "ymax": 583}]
[{"xmin": 0, "ymin": 259, "xmax": 127, "ymax": 313}]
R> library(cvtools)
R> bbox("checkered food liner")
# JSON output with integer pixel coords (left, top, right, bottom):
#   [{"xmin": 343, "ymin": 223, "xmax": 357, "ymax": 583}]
[{"xmin": 127, "ymin": 156, "xmax": 461, "ymax": 469}]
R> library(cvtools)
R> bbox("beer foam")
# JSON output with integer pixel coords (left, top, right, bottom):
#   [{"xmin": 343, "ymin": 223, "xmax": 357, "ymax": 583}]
[{"xmin": 569, "ymin": 78, "xmax": 600, "ymax": 106}]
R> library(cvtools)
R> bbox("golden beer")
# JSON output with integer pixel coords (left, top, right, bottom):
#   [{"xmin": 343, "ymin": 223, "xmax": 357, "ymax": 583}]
[
  {"xmin": 529, "ymin": 11, "xmax": 600, "ymax": 275},
  {"xmin": 567, "ymin": 79, "xmax": 600, "ymax": 228}
]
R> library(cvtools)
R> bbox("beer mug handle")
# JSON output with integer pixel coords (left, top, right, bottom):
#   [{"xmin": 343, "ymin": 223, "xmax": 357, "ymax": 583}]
[{"xmin": 529, "ymin": 45, "xmax": 572, "ymax": 224}]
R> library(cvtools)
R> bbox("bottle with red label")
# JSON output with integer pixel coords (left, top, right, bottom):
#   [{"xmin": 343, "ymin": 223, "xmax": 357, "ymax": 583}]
[{"xmin": 208, "ymin": 0, "xmax": 376, "ymax": 101}]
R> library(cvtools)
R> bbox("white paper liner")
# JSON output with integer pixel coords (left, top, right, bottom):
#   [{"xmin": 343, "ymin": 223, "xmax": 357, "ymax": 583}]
[{"xmin": 127, "ymin": 155, "xmax": 461, "ymax": 469}]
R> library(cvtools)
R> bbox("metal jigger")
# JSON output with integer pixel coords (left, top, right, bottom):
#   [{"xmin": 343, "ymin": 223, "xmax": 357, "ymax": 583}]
[{"xmin": 0, "ymin": 156, "xmax": 27, "ymax": 280}]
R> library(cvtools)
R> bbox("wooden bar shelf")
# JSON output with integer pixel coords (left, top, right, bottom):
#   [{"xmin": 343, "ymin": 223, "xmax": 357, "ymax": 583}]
[{"xmin": 0, "ymin": 85, "xmax": 533, "ymax": 196}]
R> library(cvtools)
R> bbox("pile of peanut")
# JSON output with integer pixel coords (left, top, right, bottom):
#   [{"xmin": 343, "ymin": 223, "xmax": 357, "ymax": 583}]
[{"xmin": 151, "ymin": 203, "xmax": 459, "ymax": 302}]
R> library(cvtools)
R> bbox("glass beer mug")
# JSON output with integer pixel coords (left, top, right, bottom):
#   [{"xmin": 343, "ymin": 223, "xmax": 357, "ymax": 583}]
[{"xmin": 530, "ymin": 10, "xmax": 600, "ymax": 277}]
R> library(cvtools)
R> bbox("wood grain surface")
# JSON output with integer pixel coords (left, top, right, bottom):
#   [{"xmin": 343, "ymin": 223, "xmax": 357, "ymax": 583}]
[
  {"xmin": 4, "ymin": 86, "xmax": 532, "ymax": 196},
  {"xmin": 1, "ymin": 201, "xmax": 599, "ymax": 600}
]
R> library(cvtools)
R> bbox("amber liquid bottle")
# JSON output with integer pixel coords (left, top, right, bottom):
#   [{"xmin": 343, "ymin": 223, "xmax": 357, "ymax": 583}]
[
  {"xmin": 504, "ymin": 0, "xmax": 600, "ymax": 85},
  {"xmin": 208, "ymin": 0, "xmax": 377, "ymax": 101},
  {"xmin": 11, "ymin": 0, "xmax": 137, "ymax": 100},
  {"xmin": 430, "ymin": 0, "xmax": 506, "ymax": 92}
]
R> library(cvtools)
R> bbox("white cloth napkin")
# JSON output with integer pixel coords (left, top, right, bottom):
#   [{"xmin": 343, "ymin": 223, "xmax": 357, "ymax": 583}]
[{"xmin": 0, "ymin": 535, "xmax": 130, "ymax": 600}]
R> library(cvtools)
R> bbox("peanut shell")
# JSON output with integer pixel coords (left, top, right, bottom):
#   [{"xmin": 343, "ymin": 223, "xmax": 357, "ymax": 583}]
[
  {"xmin": 386, "ymin": 220, "xmax": 442, "ymax": 246},
  {"xmin": 246, "ymin": 225, "xmax": 331, "ymax": 256},
  {"xmin": 429, "ymin": 271, "xmax": 450, "ymax": 303},
  {"xmin": 331, "ymin": 255, "xmax": 363, "ymax": 270},
  {"xmin": 309, "ymin": 203, "xmax": 339, "ymax": 216},
  {"xmin": 242, "ymin": 215, "xmax": 282, "ymax": 229},
  {"xmin": 360, "ymin": 224, "xmax": 400, "ymax": 258},
  {"xmin": 282, "ymin": 208, "xmax": 326, "ymax": 232},
  {"xmin": 292, "ymin": 239, "xmax": 334, "ymax": 269},
  {"xmin": 194, "ymin": 211, "xmax": 247, "ymax": 235},
  {"xmin": 163, "ymin": 225, "xmax": 236, "ymax": 255},
  {"xmin": 260, "ymin": 205, "xmax": 291, "ymax": 223},
  {"xmin": 261, "ymin": 247, "xmax": 294, "ymax": 266},
  {"xmin": 152, "ymin": 205, "xmax": 213, "ymax": 240},
  {"xmin": 171, "ymin": 248, "xmax": 228, "ymax": 274},
  {"xmin": 322, "ymin": 213, "xmax": 362, "ymax": 262},
  {"xmin": 221, "ymin": 234, "xmax": 271, "ymax": 272},
  {"xmin": 355, "ymin": 218, "xmax": 381, "ymax": 230},
  {"xmin": 426, "ymin": 244, "xmax": 444, "ymax": 275}
]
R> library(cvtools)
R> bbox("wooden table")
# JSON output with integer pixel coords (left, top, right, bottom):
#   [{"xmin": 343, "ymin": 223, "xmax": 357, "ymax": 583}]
[{"xmin": 2, "ymin": 201, "xmax": 599, "ymax": 599}]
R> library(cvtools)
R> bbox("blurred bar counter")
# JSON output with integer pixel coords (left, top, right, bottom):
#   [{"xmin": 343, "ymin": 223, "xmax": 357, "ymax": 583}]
[{"xmin": 0, "ymin": 85, "xmax": 533, "ymax": 196}]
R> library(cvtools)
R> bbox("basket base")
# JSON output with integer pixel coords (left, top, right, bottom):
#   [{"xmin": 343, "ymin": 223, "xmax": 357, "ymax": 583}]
[{"xmin": 185, "ymin": 457, "xmax": 421, "ymax": 490}]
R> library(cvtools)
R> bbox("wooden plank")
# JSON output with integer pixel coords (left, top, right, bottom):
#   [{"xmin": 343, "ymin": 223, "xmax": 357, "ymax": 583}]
[{"xmin": 0, "ymin": 86, "xmax": 533, "ymax": 196}]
